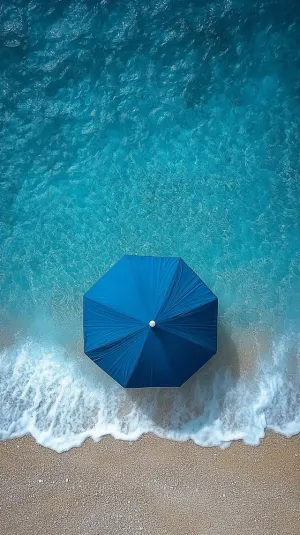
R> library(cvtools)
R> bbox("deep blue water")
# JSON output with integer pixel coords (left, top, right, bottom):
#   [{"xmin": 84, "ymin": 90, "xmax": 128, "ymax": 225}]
[{"xmin": 0, "ymin": 0, "xmax": 299, "ymax": 450}]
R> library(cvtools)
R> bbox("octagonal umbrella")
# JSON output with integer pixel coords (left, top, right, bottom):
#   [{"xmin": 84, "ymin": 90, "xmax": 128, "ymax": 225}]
[{"xmin": 83, "ymin": 255, "xmax": 218, "ymax": 388}]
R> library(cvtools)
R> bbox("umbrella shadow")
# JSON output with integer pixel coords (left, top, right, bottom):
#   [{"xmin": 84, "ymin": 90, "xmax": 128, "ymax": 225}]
[{"xmin": 123, "ymin": 322, "xmax": 240, "ymax": 436}]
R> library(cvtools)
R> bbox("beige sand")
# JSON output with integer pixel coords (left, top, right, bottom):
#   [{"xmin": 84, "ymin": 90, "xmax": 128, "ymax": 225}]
[{"xmin": 0, "ymin": 435, "xmax": 299, "ymax": 535}]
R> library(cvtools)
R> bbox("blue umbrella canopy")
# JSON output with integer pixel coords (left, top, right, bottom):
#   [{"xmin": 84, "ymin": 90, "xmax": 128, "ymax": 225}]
[{"xmin": 83, "ymin": 256, "xmax": 218, "ymax": 388}]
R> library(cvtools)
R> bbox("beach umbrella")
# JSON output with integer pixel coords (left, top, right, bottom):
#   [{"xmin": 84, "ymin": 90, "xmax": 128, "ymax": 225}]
[{"xmin": 83, "ymin": 256, "xmax": 218, "ymax": 388}]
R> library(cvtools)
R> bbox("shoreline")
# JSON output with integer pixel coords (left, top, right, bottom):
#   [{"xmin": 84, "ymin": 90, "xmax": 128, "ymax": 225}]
[{"xmin": 1, "ymin": 434, "xmax": 299, "ymax": 535}]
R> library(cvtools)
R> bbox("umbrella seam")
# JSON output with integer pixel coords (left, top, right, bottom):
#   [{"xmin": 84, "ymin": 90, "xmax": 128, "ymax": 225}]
[
  {"xmin": 158, "ymin": 297, "xmax": 218, "ymax": 323},
  {"xmin": 103, "ymin": 333, "xmax": 146, "ymax": 381},
  {"xmin": 84, "ymin": 295, "xmax": 145, "ymax": 325},
  {"xmin": 85, "ymin": 326, "xmax": 146, "ymax": 353},
  {"xmin": 124, "ymin": 255, "xmax": 149, "ymax": 321},
  {"xmin": 155, "ymin": 258, "xmax": 181, "ymax": 321},
  {"xmin": 124, "ymin": 329, "xmax": 151, "ymax": 387},
  {"xmin": 157, "ymin": 324, "xmax": 217, "ymax": 353}
]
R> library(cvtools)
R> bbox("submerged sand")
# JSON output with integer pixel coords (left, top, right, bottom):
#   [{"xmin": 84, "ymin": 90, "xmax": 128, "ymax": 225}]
[{"xmin": 0, "ymin": 434, "xmax": 299, "ymax": 535}]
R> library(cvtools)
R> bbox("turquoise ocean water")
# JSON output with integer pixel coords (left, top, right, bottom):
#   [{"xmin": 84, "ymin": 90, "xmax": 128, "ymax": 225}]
[{"xmin": 1, "ymin": 0, "xmax": 299, "ymax": 451}]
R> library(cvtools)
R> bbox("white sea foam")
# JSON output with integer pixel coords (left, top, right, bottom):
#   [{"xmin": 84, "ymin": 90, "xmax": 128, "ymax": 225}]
[{"xmin": 0, "ymin": 336, "xmax": 299, "ymax": 452}]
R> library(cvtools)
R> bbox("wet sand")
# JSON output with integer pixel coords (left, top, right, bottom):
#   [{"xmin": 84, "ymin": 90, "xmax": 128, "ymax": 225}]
[{"xmin": 0, "ymin": 435, "xmax": 299, "ymax": 535}]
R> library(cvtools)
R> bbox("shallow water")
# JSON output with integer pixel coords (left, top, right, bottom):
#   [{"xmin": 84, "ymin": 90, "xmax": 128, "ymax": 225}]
[{"xmin": 1, "ymin": 0, "xmax": 299, "ymax": 451}]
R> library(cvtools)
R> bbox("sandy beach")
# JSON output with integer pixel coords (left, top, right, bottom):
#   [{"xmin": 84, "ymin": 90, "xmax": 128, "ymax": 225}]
[{"xmin": 1, "ymin": 434, "xmax": 299, "ymax": 535}]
